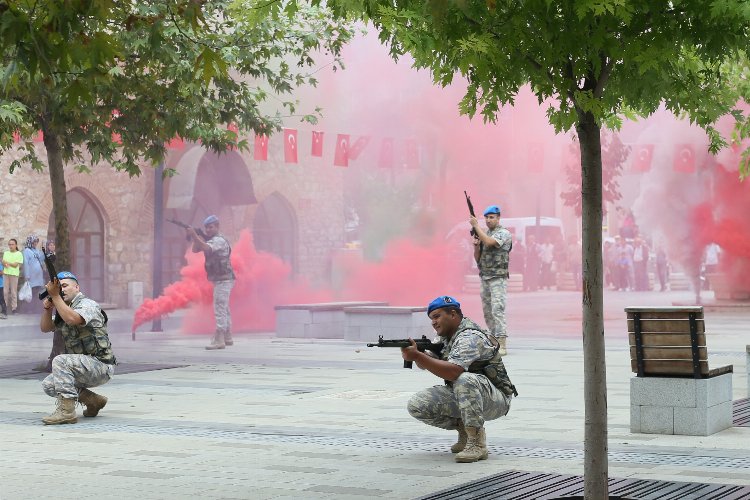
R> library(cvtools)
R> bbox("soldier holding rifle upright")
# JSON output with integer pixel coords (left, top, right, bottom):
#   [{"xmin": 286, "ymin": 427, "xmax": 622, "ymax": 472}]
[
  {"xmin": 39, "ymin": 271, "xmax": 115, "ymax": 425},
  {"xmin": 403, "ymin": 296, "xmax": 516, "ymax": 463},
  {"xmin": 185, "ymin": 215, "xmax": 235, "ymax": 350},
  {"xmin": 470, "ymin": 204, "xmax": 513, "ymax": 356}
]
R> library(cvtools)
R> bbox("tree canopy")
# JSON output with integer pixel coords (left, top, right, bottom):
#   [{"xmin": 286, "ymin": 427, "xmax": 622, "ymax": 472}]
[
  {"xmin": 0, "ymin": 0, "xmax": 354, "ymax": 175},
  {"xmin": 327, "ymin": 1, "xmax": 750, "ymax": 497}
]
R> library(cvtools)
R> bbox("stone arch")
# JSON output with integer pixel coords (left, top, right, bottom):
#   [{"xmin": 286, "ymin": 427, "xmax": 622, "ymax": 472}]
[{"xmin": 253, "ymin": 191, "xmax": 299, "ymax": 274}]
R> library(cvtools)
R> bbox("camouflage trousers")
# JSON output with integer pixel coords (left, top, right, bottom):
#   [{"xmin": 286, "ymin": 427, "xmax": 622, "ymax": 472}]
[
  {"xmin": 407, "ymin": 372, "xmax": 511, "ymax": 429},
  {"xmin": 480, "ymin": 276, "xmax": 507, "ymax": 338},
  {"xmin": 41, "ymin": 354, "xmax": 114, "ymax": 400},
  {"xmin": 213, "ymin": 279, "xmax": 234, "ymax": 341}
]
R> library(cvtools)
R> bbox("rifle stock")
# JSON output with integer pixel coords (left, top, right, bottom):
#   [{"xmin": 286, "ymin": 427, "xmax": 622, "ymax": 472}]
[{"xmin": 38, "ymin": 252, "xmax": 58, "ymax": 301}]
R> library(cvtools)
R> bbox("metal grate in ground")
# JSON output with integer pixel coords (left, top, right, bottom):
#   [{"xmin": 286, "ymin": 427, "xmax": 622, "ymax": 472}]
[
  {"xmin": 735, "ymin": 398, "xmax": 750, "ymax": 427},
  {"xmin": 417, "ymin": 470, "xmax": 750, "ymax": 500},
  {"xmin": 0, "ymin": 362, "xmax": 188, "ymax": 379}
]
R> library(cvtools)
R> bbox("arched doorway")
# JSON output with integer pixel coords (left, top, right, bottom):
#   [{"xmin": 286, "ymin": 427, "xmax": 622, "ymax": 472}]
[
  {"xmin": 48, "ymin": 189, "xmax": 106, "ymax": 301},
  {"xmin": 253, "ymin": 193, "xmax": 298, "ymax": 274}
]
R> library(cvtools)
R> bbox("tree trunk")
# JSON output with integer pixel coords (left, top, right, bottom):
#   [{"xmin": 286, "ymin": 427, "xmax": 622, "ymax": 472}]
[
  {"xmin": 42, "ymin": 130, "xmax": 71, "ymax": 271},
  {"xmin": 42, "ymin": 129, "xmax": 70, "ymax": 372},
  {"xmin": 576, "ymin": 111, "xmax": 608, "ymax": 499}
]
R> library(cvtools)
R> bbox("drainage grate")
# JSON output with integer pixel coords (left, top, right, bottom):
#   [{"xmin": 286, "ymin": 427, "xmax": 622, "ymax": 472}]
[
  {"xmin": 0, "ymin": 362, "xmax": 188, "ymax": 379},
  {"xmin": 734, "ymin": 398, "xmax": 750, "ymax": 427},
  {"xmin": 417, "ymin": 470, "xmax": 750, "ymax": 500}
]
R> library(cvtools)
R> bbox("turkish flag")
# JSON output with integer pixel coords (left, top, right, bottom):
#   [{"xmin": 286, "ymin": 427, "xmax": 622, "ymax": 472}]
[
  {"xmin": 632, "ymin": 144, "xmax": 654, "ymax": 172},
  {"xmin": 379, "ymin": 138, "xmax": 394, "ymax": 168},
  {"xmin": 405, "ymin": 139, "xmax": 419, "ymax": 169},
  {"xmin": 673, "ymin": 144, "xmax": 695, "ymax": 173},
  {"xmin": 34, "ymin": 131, "xmax": 44, "ymax": 142},
  {"xmin": 284, "ymin": 128, "xmax": 298, "ymax": 163},
  {"xmin": 254, "ymin": 134, "xmax": 268, "ymax": 161},
  {"xmin": 334, "ymin": 134, "xmax": 349, "ymax": 167},
  {"xmin": 528, "ymin": 142, "xmax": 544, "ymax": 173},
  {"xmin": 348, "ymin": 136, "xmax": 371, "ymax": 161},
  {"xmin": 166, "ymin": 136, "xmax": 185, "ymax": 150},
  {"xmin": 311, "ymin": 131, "xmax": 324, "ymax": 157}
]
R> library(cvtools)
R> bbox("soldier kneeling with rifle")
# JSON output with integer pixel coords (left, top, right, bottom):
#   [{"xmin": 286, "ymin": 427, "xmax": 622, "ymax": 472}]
[
  {"xmin": 402, "ymin": 296, "xmax": 517, "ymax": 463},
  {"xmin": 39, "ymin": 271, "xmax": 116, "ymax": 425}
]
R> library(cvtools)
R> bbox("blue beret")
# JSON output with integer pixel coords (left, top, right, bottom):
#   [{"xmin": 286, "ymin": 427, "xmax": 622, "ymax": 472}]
[
  {"xmin": 57, "ymin": 271, "xmax": 78, "ymax": 282},
  {"xmin": 427, "ymin": 295, "xmax": 461, "ymax": 315},
  {"xmin": 483, "ymin": 205, "xmax": 501, "ymax": 216},
  {"xmin": 203, "ymin": 215, "xmax": 219, "ymax": 226}
]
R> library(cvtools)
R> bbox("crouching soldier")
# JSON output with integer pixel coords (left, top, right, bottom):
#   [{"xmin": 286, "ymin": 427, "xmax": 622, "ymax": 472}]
[
  {"xmin": 403, "ymin": 296, "xmax": 517, "ymax": 463},
  {"xmin": 40, "ymin": 271, "xmax": 116, "ymax": 425}
]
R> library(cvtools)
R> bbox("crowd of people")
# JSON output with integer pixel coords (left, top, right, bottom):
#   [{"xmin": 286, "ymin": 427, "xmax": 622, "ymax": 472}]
[{"xmin": 0, "ymin": 235, "xmax": 56, "ymax": 318}]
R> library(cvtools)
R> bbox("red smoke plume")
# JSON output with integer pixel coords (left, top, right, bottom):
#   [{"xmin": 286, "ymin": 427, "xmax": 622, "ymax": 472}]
[{"xmin": 131, "ymin": 231, "xmax": 332, "ymax": 333}]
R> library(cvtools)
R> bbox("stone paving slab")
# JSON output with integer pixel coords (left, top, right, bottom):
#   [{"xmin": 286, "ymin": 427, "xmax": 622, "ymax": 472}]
[{"xmin": 1, "ymin": 290, "xmax": 749, "ymax": 499}]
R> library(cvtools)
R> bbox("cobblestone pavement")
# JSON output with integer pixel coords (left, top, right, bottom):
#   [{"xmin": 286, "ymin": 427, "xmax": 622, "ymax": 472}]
[{"xmin": 0, "ymin": 290, "xmax": 748, "ymax": 499}]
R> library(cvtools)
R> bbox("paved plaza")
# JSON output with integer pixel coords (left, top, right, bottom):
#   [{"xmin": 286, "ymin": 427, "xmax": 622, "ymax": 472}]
[{"xmin": 0, "ymin": 289, "xmax": 748, "ymax": 499}]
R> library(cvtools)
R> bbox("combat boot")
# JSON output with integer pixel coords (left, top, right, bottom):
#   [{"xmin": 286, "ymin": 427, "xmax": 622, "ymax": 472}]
[
  {"xmin": 205, "ymin": 331, "xmax": 226, "ymax": 350},
  {"xmin": 224, "ymin": 331, "xmax": 234, "ymax": 346},
  {"xmin": 451, "ymin": 420, "xmax": 468, "ymax": 453},
  {"xmin": 42, "ymin": 396, "xmax": 78, "ymax": 425},
  {"xmin": 78, "ymin": 388, "xmax": 108, "ymax": 417},
  {"xmin": 497, "ymin": 337, "xmax": 507, "ymax": 356},
  {"xmin": 455, "ymin": 426, "xmax": 489, "ymax": 463}
]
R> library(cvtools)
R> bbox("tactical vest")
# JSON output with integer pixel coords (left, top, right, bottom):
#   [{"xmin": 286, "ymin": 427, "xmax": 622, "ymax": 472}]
[
  {"xmin": 478, "ymin": 226, "xmax": 512, "ymax": 279},
  {"xmin": 444, "ymin": 318, "xmax": 517, "ymax": 397},
  {"xmin": 205, "ymin": 235, "xmax": 235, "ymax": 282},
  {"xmin": 57, "ymin": 295, "xmax": 116, "ymax": 365}
]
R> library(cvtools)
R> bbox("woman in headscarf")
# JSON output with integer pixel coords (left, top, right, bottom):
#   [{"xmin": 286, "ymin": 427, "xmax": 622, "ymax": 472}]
[{"xmin": 21, "ymin": 235, "xmax": 45, "ymax": 312}]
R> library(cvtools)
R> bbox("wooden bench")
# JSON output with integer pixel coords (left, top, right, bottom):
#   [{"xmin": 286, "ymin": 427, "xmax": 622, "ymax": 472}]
[{"xmin": 627, "ymin": 306, "xmax": 734, "ymax": 436}]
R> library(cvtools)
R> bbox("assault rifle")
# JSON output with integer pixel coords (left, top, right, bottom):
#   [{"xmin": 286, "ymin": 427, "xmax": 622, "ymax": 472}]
[
  {"xmin": 38, "ymin": 252, "xmax": 58, "ymax": 301},
  {"xmin": 167, "ymin": 218, "xmax": 208, "ymax": 242},
  {"xmin": 367, "ymin": 335, "xmax": 444, "ymax": 369},
  {"xmin": 464, "ymin": 190, "xmax": 478, "ymax": 238}
]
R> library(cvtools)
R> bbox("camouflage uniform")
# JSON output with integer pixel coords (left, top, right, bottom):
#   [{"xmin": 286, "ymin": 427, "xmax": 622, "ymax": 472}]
[
  {"xmin": 205, "ymin": 235, "xmax": 235, "ymax": 344},
  {"xmin": 41, "ymin": 293, "xmax": 116, "ymax": 399},
  {"xmin": 478, "ymin": 226, "xmax": 512, "ymax": 338},
  {"xmin": 407, "ymin": 317, "xmax": 514, "ymax": 429}
]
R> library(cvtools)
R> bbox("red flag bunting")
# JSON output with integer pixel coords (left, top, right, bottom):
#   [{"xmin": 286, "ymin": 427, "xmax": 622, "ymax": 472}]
[
  {"xmin": 284, "ymin": 128, "xmax": 298, "ymax": 163},
  {"xmin": 254, "ymin": 134, "xmax": 268, "ymax": 160},
  {"xmin": 334, "ymin": 134, "xmax": 349, "ymax": 167},
  {"xmin": 348, "ymin": 136, "xmax": 371, "ymax": 161},
  {"xmin": 34, "ymin": 131, "xmax": 44, "ymax": 143},
  {"xmin": 673, "ymin": 143, "xmax": 695, "ymax": 173},
  {"xmin": 166, "ymin": 136, "xmax": 185, "ymax": 150},
  {"xmin": 632, "ymin": 144, "xmax": 654, "ymax": 172},
  {"xmin": 311, "ymin": 131, "xmax": 324, "ymax": 157},
  {"xmin": 528, "ymin": 142, "xmax": 544, "ymax": 173},
  {"xmin": 379, "ymin": 138, "xmax": 394, "ymax": 168},
  {"xmin": 405, "ymin": 139, "xmax": 419, "ymax": 169}
]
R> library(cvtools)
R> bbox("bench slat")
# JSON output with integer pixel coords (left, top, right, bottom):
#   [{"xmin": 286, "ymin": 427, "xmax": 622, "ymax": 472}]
[
  {"xmin": 629, "ymin": 346, "xmax": 707, "ymax": 361},
  {"xmin": 630, "ymin": 359, "xmax": 709, "ymax": 376},
  {"xmin": 628, "ymin": 332, "xmax": 706, "ymax": 347},
  {"xmin": 627, "ymin": 319, "xmax": 705, "ymax": 334},
  {"xmin": 626, "ymin": 310, "xmax": 704, "ymax": 320}
]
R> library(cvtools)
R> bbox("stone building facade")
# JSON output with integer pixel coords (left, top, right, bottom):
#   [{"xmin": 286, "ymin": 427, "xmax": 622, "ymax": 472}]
[{"xmin": 1, "ymin": 141, "xmax": 346, "ymax": 307}]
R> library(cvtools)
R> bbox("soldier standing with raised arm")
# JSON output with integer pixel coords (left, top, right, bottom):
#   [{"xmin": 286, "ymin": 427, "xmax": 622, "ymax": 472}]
[
  {"xmin": 187, "ymin": 215, "xmax": 235, "ymax": 350},
  {"xmin": 470, "ymin": 205, "xmax": 513, "ymax": 355},
  {"xmin": 39, "ymin": 271, "xmax": 115, "ymax": 425}
]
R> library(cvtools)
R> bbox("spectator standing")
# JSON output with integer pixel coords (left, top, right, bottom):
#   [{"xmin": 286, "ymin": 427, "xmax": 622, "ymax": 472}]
[
  {"xmin": 524, "ymin": 235, "xmax": 541, "ymax": 292},
  {"xmin": 656, "ymin": 246, "xmax": 670, "ymax": 292},
  {"xmin": 703, "ymin": 243, "xmax": 720, "ymax": 290},
  {"xmin": 2, "ymin": 239, "xmax": 23, "ymax": 314},
  {"xmin": 539, "ymin": 238, "xmax": 555, "ymax": 289},
  {"xmin": 21, "ymin": 235, "xmax": 46, "ymax": 313},
  {"xmin": 0, "ymin": 259, "xmax": 7, "ymax": 319},
  {"xmin": 632, "ymin": 237, "xmax": 650, "ymax": 291}
]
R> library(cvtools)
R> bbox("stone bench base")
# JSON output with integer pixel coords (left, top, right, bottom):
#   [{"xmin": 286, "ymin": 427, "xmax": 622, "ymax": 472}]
[
  {"xmin": 630, "ymin": 374, "xmax": 733, "ymax": 436},
  {"xmin": 274, "ymin": 302, "xmax": 388, "ymax": 339},
  {"xmin": 344, "ymin": 306, "xmax": 431, "ymax": 342}
]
